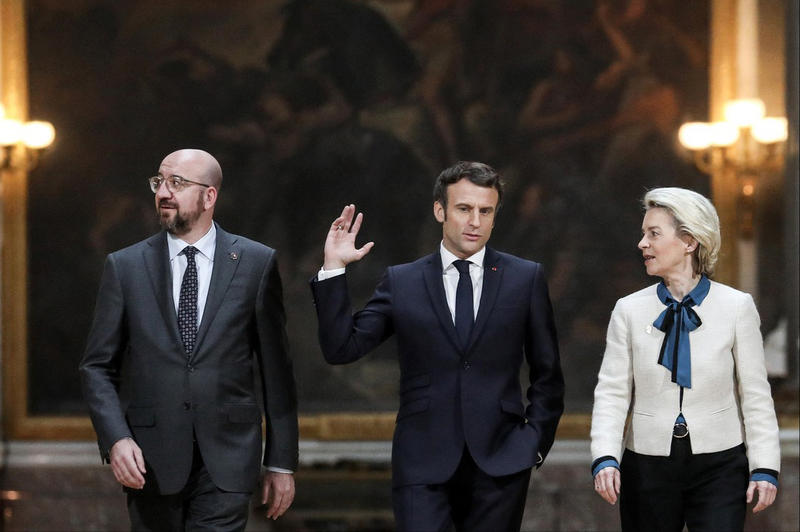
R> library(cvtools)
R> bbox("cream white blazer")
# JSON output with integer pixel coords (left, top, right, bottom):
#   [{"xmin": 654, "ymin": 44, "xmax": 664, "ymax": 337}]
[{"xmin": 591, "ymin": 281, "xmax": 780, "ymax": 473}]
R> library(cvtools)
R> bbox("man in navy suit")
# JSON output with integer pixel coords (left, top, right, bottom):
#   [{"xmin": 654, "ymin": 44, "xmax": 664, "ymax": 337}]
[{"xmin": 310, "ymin": 161, "xmax": 564, "ymax": 531}]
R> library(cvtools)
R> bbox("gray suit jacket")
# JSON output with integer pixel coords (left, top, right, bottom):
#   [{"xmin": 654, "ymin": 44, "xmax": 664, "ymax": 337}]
[{"xmin": 80, "ymin": 224, "xmax": 298, "ymax": 494}]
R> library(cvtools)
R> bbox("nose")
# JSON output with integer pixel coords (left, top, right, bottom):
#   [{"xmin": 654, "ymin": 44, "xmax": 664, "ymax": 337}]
[
  {"xmin": 155, "ymin": 180, "xmax": 172, "ymax": 200},
  {"xmin": 637, "ymin": 235, "xmax": 648, "ymax": 249},
  {"xmin": 469, "ymin": 210, "xmax": 481, "ymax": 227}
]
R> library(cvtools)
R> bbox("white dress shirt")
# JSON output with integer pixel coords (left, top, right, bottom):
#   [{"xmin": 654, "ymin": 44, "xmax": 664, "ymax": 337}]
[
  {"xmin": 167, "ymin": 224, "xmax": 216, "ymax": 326},
  {"xmin": 439, "ymin": 244, "xmax": 484, "ymax": 322}
]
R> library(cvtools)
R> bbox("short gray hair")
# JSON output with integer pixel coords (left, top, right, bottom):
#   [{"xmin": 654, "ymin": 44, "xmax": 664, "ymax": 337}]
[{"xmin": 643, "ymin": 187, "xmax": 721, "ymax": 277}]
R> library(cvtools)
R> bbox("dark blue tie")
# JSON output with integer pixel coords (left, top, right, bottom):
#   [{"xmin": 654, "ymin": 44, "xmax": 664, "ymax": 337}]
[
  {"xmin": 178, "ymin": 246, "xmax": 199, "ymax": 356},
  {"xmin": 454, "ymin": 260, "xmax": 474, "ymax": 348}
]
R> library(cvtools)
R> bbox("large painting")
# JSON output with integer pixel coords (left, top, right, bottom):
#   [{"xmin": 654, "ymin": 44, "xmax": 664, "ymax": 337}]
[{"xmin": 24, "ymin": 0, "xmax": 712, "ymax": 422}]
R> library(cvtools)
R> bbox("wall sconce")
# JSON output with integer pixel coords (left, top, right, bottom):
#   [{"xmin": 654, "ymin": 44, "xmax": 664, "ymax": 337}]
[
  {"xmin": 678, "ymin": 98, "xmax": 787, "ymax": 238},
  {"xmin": 0, "ymin": 103, "xmax": 56, "ymax": 171}
]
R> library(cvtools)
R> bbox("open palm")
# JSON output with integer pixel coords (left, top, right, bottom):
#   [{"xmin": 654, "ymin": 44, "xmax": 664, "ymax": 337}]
[{"xmin": 323, "ymin": 204, "xmax": 375, "ymax": 270}]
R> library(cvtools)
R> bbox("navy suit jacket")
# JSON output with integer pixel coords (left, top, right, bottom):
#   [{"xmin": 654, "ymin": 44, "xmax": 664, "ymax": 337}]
[
  {"xmin": 80, "ymin": 225, "xmax": 299, "ymax": 494},
  {"xmin": 310, "ymin": 247, "xmax": 564, "ymax": 487}
]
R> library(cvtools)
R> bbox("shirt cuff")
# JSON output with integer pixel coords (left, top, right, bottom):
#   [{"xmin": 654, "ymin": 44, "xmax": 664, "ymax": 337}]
[
  {"xmin": 266, "ymin": 467, "xmax": 294, "ymax": 474},
  {"xmin": 317, "ymin": 266, "xmax": 346, "ymax": 281},
  {"xmin": 750, "ymin": 469, "xmax": 779, "ymax": 487},
  {"xmin": 591, "ymin": 456, "xmax": 620, "ymax": 478}
]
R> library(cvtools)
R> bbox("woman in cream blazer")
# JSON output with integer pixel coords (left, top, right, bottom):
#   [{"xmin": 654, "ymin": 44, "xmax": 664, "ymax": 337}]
[{"xmin": 590, "ymin": 187, "xmax": 780, "ymax": 531}]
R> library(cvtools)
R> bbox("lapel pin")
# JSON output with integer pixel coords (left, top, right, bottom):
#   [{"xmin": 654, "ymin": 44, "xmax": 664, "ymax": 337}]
[
  {"xmin": 491, "ymin": 266, "xmax": 497, "ymax": 271},
  {"xmin": 229, "ymin": 252, "xmax": 238, "ymax": 261}
]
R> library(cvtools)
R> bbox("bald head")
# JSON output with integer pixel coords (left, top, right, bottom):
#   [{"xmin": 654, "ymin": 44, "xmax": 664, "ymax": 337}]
[{"xmin": 161, "ymin": 149, "xmax": 223, "ymax": 189}]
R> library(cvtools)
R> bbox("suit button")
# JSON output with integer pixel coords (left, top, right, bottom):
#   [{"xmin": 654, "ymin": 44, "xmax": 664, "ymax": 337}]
[
  {"xmin": 463, "ymin": 361, "xmax": 471, "ymax": 369},
  {"xmin": 183, "ymin": 401, "xmax": 191, "ymax": 410}
]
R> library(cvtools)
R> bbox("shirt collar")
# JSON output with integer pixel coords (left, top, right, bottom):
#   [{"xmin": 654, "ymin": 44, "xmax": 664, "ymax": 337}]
[
  {"xmin": 167, "ymin": 223, "xmax": 216, "ymax": 262},
  {"xmin": 440, "ymin": 242, "xmax": 485, "ymax": 272}
]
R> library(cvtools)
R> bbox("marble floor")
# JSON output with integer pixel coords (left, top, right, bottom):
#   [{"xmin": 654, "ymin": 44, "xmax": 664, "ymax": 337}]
[{"xmin": 1, "ymin": 437, "xmax": 797, "ymax": 531}]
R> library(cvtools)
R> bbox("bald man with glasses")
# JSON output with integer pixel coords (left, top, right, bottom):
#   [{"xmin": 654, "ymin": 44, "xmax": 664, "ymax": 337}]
[{"xmin": 80, "ymin": 149, "xmax": 298, "ymax": 531}]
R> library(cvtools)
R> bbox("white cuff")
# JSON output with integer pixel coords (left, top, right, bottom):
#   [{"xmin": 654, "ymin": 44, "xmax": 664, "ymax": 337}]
[
  {"xmin": 266, "ymin": 466, "xmax": 294, "ymax": 474},
  {"xmin": 317, "ymin": 266, "xmax": 346, "ymax": 281}
]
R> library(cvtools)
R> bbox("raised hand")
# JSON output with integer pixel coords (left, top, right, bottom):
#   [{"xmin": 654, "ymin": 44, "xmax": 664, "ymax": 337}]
[{"xmin": 323, "ymin": 204, "xmax": 375, "ymax": 270}]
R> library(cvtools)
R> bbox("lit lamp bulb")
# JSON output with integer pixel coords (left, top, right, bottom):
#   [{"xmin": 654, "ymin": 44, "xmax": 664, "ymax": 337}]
[
  {"xmin": 751, "ymin": 117, "xmax": 788, "ymax": 144},
  {"xmin": 0, "ymin": 117, "xmax": 23, "ymax": 146},
  {"xmin": 21, "ymin": 121, "xmax": 56, "ymax": 149},
  {"xmin": 709, "ymin": 121, "xmax": 740, "ymax": 147},
  {"xmin": 678, "ymin": 122, "xmax": 712, "ymax": 150},
  {"xmin": 724, "ymin": 98, "xmax": 766, "ymax": 127}
]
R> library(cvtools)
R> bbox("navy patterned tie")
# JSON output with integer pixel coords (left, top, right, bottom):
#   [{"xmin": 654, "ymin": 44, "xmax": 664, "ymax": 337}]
[
  {"xmin": 454, "ymin": 260, "xmax": 474, "ymax": 348},
  {"xmin": 178, "ymin": 246, "xmax": 199, "ymax": 356}
]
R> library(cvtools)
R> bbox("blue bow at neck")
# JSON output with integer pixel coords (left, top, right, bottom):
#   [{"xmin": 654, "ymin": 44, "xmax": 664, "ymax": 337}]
[{"xmin": 653, "ymin": 275, "xmax": 710, "ymax": 389}]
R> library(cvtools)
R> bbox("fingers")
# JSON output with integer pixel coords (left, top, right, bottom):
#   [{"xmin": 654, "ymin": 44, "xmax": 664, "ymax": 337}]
[
  {"xmin": 110, "ymin": 439, "xmax": 146, "ymax": 489},
  {"xmin": 746, "ymin": 481, "xmax": 755, "ymax": 503},
  {"xmin": 751, "ymin": 481, "xmax": 777, "ymax": 513},
  {"xmin": 356, "ymin": 241, "xmax": 375, "ymax": 258},
  {"xmin": 263, "ymin": 473, "xmax": 295, "ymax": 520},
  {"xmin": 593, "ymin": 467, "xmax": 619, "ymax": 505},
  {"xmin": 261, "ymin": 478, "xmax": 271, "ymax": 506}
]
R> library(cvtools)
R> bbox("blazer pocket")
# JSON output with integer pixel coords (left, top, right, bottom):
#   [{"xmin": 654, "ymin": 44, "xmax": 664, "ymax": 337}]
[
  {"xmin": 226, "ymin": 403, "xmax": 261, "ymax": 423},
  {"xmin": 500, "ymin": 399, "xmax": 526, "ymax": 418},
  {"xmin": 396, "ymin": 398, "xmax": 430, "ymax": 422},
  {"xmin": 400, "ymin": 373, "xmax": 430, "ymax": 394},
  {"xmin": 710, "ymin": 404, "xmax": 734, "ymax": 416},
  {"xmin": 126, "ymin": 407, "xmax": 155, "ymax": 427}
]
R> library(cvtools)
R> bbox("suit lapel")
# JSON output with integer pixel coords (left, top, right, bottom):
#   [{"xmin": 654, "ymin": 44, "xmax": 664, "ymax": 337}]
[
  {"xmin": 194, "ymin": 225, "xmax": 241, "ymax": 353},
  {"xmin": 422, "ymin": 252, "xmax": 463, "ymax": 352},
  {"xmin": 468, "ymin": 247, "xmax": 503, "ymax": 349},
  {"xmin": 143, "ymin": 232, "xmax": 182, "ymax": 348}
]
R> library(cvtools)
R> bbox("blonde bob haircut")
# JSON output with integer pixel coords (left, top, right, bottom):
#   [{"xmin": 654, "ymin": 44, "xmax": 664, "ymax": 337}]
[{"xmin": 643, "ymin": 187, "xmax": 721, "ymax": 277}]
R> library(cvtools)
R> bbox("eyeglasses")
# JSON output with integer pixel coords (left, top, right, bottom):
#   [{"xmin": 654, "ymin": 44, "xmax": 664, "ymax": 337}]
[{"xmin": 148, "ymin": 175, "xmax": 211, "ymax": 194}]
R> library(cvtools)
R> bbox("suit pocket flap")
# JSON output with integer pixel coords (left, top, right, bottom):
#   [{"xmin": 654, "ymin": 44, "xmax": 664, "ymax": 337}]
[
  {"xmin": 396, "ymin": 398, "xmax": 430, "ymax": 422},
  {"xmin": 226, "ymin": 404, "xmax": 261, "ymax": 423},
  {"xmin": 126, "ymin": 408, "xmax": 155, "ymax": 427},
  {"xmin": 500, "ymin": 400, "xmax": 525, "ymax": 417},
  {"xmin": 401, "ymin": 373, "xmax": 430, "ymax": 394}
]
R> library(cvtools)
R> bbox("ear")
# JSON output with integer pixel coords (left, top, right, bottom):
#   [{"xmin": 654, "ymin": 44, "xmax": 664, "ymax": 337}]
[
  {"xmin": 433, "ymin": 201, "xmax": 445, "ymax": 223},
  {"xmin": 683, "ymin": 235, "xmax": 698, "ymax": 253},
  {"xmin": 204, "ymin": 186, "xmax": 218, "ymax": 210}
]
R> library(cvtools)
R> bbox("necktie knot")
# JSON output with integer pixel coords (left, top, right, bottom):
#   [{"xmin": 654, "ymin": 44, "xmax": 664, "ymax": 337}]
[
  {"xmin": 454, "ymin": 260, "xmax": 471, "ymax": 275},
  {"xmin": 182, "ymin": 246, "xmax": 198, "ymax": 260}
]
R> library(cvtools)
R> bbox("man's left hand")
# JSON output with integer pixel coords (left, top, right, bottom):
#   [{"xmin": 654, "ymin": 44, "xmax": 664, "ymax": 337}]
[
  {"xmin": 746, "ymin": 480, "xmax": 777, "ymax": 513},
  {"xmin": 262, "ymin": 471, "xmax": 295, "ymax": 519}
]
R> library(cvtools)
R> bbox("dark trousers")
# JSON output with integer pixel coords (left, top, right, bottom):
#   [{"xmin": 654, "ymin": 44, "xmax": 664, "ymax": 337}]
[
  {"xmin": 127, "ymin": 443, "xmax": 252, "ymax": 532},
  {"xmin": 620, "ymin": 437, "xmax": 749, "ymax": 532},
  {"xmin": 392, "ymin": 447, "xmax": 532, "ymax": 532}
]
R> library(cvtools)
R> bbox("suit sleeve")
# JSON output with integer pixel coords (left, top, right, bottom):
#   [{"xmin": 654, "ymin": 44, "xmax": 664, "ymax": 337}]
[
  {"xmin": 255, "ymin": 252, "xmax": 299, "ymax": 471},
  {"xmin": 78, "ymin": 254, "xmax": 132, "ymax": 461},
  {"xmin": 524, "ymin": 264, "xmax": 565, "ymax": 464},
  {"xmin": 590, "ymin": 300, "xmax": 633, "ymax": 463},
  {"xmin": 732, "ymin": 294, "xmax": 781, "ymax": 472},
  {"xmin": 309, "ymin": 269, "xmax": 394, "ymax": 365}
]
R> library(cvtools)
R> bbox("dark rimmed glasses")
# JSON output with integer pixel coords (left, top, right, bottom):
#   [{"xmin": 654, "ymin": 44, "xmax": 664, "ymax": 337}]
[{"xmin": 148, "ymin": 175, "xmax": 211, "ymax": 194}]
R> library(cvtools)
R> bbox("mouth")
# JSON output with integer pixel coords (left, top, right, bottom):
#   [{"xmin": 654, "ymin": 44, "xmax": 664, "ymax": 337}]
[
  {"xmin": 159, "ymin": 202, "xmax": 177, "ymax": 211},
  {"xmin": 643, "ymin": 255, "xmax": 655, "ymax": 264},
  {"xmin": 463, "ymin": 233, "xmax": 481, "ymax": 241}
]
